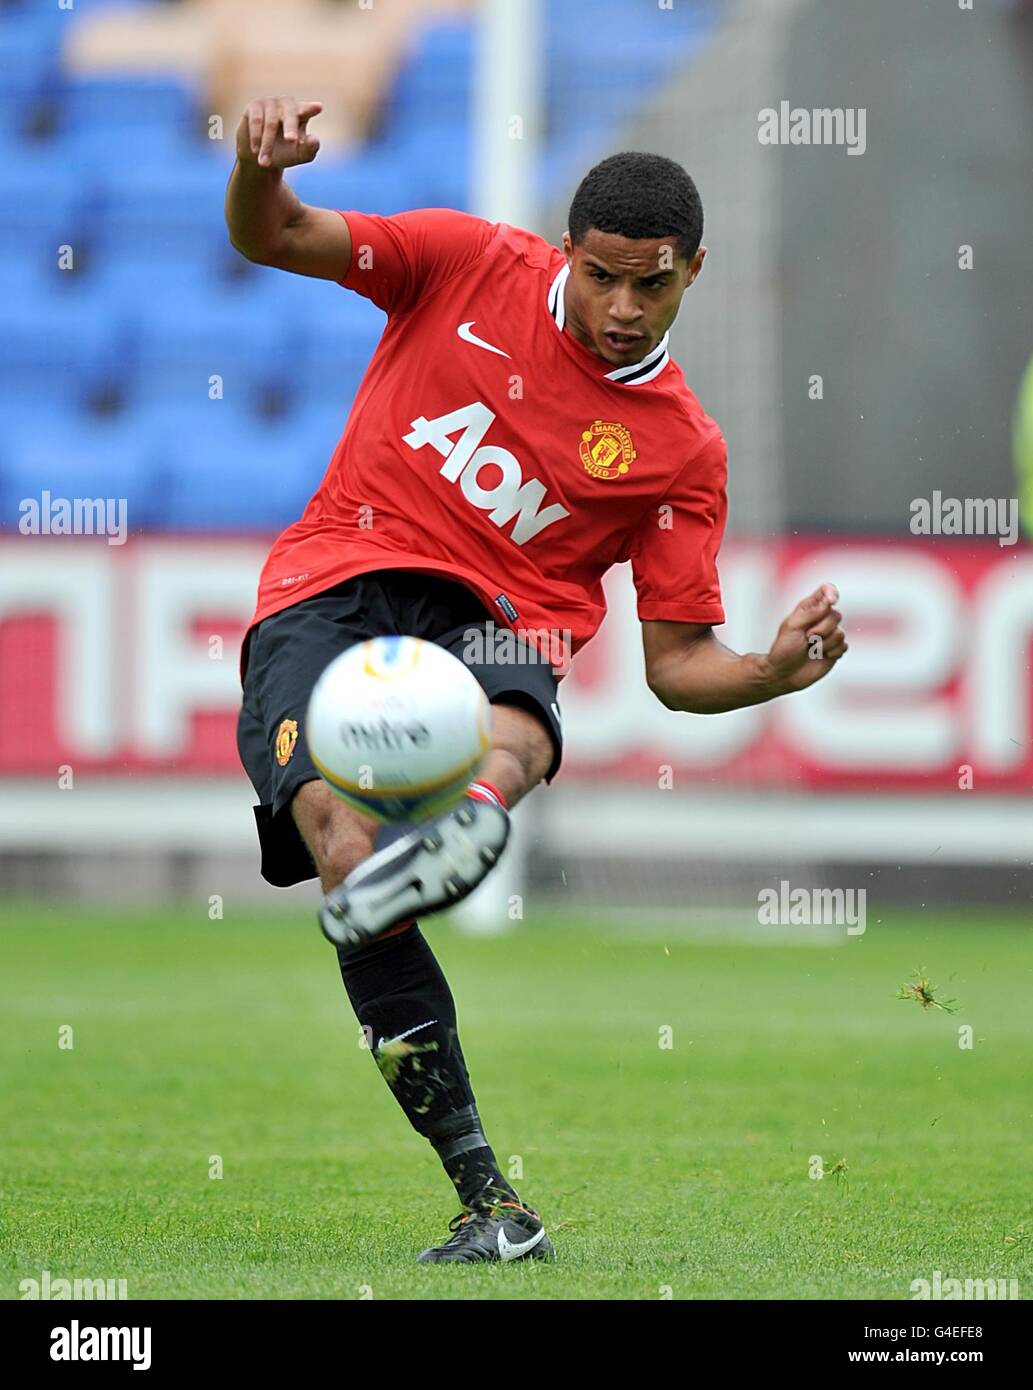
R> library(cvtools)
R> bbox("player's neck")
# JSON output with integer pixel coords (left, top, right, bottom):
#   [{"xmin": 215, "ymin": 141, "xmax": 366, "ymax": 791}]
[{"xmin": 560, "ymin": 275, "xmax": 591, "ymax": 353}]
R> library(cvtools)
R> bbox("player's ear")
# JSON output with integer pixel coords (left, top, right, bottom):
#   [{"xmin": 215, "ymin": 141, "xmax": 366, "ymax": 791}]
[
  {"xmin": 685, "ymin": 244, "xmax": 706, "ymax": 287},
  {"xmin": 562, "ymin": 229, "xmax": 573, "ymax": 262}
]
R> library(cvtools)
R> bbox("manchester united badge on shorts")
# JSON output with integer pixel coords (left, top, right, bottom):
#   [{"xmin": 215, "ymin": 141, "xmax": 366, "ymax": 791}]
[
  {"xmin": 579, "ymin": 420, "xmax": 636, "ymax": 480},
  {"xmin": 275, "ymin": 718, "xmax": 299, "ymax": 766}
]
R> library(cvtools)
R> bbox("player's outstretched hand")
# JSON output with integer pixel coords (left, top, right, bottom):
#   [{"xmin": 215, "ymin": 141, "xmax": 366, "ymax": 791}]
[
  {"xmin": 236, "ymin": 97, "xmax": 323, "ymax": 170},
  {"xmin": 764, "ymin": 582, "xmax": 848, "ymax": 693}
]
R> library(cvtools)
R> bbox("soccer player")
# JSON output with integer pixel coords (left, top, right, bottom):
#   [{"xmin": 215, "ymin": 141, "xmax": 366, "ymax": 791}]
[{"xmin": 226, "ymin": 97, "xmax": 848, "ymax": 1264}]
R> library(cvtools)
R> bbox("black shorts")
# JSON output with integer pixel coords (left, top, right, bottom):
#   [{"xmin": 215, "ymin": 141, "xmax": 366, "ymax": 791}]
[{"xmin": 236, "ymin": 568, "xmax": 563, "ymax": 887}]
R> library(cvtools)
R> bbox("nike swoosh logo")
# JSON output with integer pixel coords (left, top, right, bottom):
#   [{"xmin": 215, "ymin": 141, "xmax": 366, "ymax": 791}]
[
  {"xmin": 497, "ymin": 1224, "xmax": 546, "ymax": 1261},
  {"xmin": 376, "ymin": 1019, "xmax": 437, "ymax": 1051},
  {"xmin": 457, "ymin": 321, "xmax": 511, "ymax": 358}
]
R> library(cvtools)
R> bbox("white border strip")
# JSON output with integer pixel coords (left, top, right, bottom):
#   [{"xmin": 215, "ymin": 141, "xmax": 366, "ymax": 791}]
[{"xmin": 0, "ymin": 781, "xmax": 1027, "ymax": 863}]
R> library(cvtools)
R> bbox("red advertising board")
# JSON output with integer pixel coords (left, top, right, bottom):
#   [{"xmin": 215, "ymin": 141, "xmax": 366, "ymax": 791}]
[{"xmin": 0, "ymin": 536, "xmax": 1030, "ymax": 791}]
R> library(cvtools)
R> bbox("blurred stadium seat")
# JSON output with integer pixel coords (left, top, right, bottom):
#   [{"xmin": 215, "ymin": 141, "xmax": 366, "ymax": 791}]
[
  {"xmin": 59, "ymin": 72, "xmax": 203, "ymax": 134},
  {"xmin": 379, "ymin": 19, "xmax": 474, "ymax": 137},
  {"xmin": 0, "ymin": 288, "xmax": 126, "ymax": 412},
  {"xmin": 0, "ymin": 154, "xmax": 87, "ymax": 272},
  {"xmin": 0, "ymin": 6, "xmax": 63, "ymax": 136},
  {"xmin": 124, "ymin": 286, "xmax": 293, "ymax": 409},
  {"xmin": 367, "ymin": 125, "xmax": 473, "ymax": 212},
  {"xmin": 152, "ymin": 405, "xmax": 342, "ymax": 531},
  {"xmin": 0, "ymin": 412, "xmax": 164, "ymax": 531},
  {"xmin": 285, "ymin": 157, "xmax": 416, "ymax": 219},
  {"xmin": 91, "ymin": 157, "xmax": 233, "ymax": 271},
  {"xmin": 293, "ymin": 295, "xmax": 388, "ymax": 412}
]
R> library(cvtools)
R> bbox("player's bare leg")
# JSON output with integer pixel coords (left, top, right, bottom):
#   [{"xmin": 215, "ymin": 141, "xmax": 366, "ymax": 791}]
[{"xmin": 296, "ymin": 703, "xmax": 553, "ymax": 950}]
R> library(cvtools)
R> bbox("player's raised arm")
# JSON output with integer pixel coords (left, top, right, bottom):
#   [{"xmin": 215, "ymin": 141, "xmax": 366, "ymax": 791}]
[{"xmin": 225, "ymin": 96, "xmax": 351, "ymax": 280}]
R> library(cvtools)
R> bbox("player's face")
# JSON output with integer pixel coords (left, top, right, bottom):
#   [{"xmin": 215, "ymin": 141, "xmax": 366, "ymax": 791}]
[{"xmin": 562, "ymin": 228, "xmax": 705, "ymax": 366}]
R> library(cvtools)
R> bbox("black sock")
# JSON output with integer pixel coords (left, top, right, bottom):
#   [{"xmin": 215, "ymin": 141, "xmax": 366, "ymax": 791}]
[{"xmin": 336, "ymin": 925, "xmax": 521, "ymax": 1210}]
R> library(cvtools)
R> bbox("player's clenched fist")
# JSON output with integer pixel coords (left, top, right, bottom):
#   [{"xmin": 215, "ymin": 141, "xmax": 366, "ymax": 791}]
[
  {"xmin": 236, "ymin": 97, "xmax": 323, "ymax": 170},
  {"xmin": 764, "ymin": 582, "xmax": 848, "ymax": 693}
]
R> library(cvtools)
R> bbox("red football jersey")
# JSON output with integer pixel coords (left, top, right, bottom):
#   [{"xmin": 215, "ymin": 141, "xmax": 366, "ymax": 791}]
[{"xmin": 246, "ymin": 207, "xmax": 727, "ymax": 674}]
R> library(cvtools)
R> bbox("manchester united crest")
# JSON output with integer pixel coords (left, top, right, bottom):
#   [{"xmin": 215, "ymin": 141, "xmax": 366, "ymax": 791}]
[
  {"xmin": 275, "ymin": 718, "xmax": 299, "ymax": 766},
  {"xmin": 579, "ymin": 419, "xmax": 636, "ymax": 480}
]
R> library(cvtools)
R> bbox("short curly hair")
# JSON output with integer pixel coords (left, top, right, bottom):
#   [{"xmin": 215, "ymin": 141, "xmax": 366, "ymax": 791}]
[{"xmin": 568, "ymin": 152, "xmax": 704, "ymax": 264}]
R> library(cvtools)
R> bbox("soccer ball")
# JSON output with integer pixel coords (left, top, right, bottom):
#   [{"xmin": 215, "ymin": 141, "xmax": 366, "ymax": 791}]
[{"xmin": 305, "ymin": 635, "xmax": 492, "ymax": 823}]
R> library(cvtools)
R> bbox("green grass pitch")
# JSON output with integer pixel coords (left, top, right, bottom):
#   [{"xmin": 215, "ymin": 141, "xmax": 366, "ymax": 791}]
[{"xmin": 1, "ymin": 903, "xmax": 1030, "ymax": 1300}]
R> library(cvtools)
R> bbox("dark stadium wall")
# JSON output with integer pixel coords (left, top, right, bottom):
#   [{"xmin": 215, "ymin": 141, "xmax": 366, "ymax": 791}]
[{"xmin": 778, "ymin": 0, "xmax": 1033, "ymax": 531}]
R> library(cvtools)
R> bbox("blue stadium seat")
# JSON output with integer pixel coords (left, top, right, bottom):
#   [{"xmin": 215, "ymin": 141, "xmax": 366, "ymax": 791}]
[
  {"xmin": 381, "ymin": 21, "xmax": 475, "ymax": 137},
  {"xmin": 123, "ymin": 286, "xmax": 296, "ymax": 408},
  {"xmin": 84, "ymin": 259, "xmax": 226, "ymax": 309},
  {"xmin": 243, "ymin": 258, "xmax": 338, "ymax": 306},
  {"xmin": 0, "ymin": 9, "xmax": 63, "ymax": 135},
  {"xmin": 92, "ymin": 156, "xmax": 232, "ymax": 269},
  {"xmin": 156, "ymin": 413, "xmax": 328, "ymax": 531},
  {"xmin": 58, "ymin": 74, "xmax": 203, "ymax": 137},
  {"xmin": 371, "ymin": 125, "xmax": 471, "ymax": 211},
  {"xmin": 293, "ymin": 403, "xmax": 353, "ymax": 465},
  {"xmin": 0, "ymin": 287, "xmax": 124, "ymax": 410},
  {"xmin": 0, "ymin": 153, "xmax": 88, "ymax": 269},
  {"xmin": 0, "ymin": 251, "xmax": 66, "ymax": 305},
  {"xmin": 287, "ymin": 157, "xmax": 414, "ymax": 218},
  {"xmin": 130, "ymin": 400, "xmax": 258, "ymax": 442},
  {"xmin": 233, "ymin": 266, "xmax": 379, "ymax": 412},
  {"xmin": 293, "ymin": 293, "xmax": 385, "ymax": 404},
  {"xmin": 53, "ymin": 121, "xmax": 213, "ymax": 178},
  {"xmin": 0, "ymin": 414, "xmax": 163, "ymax": 534}
]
